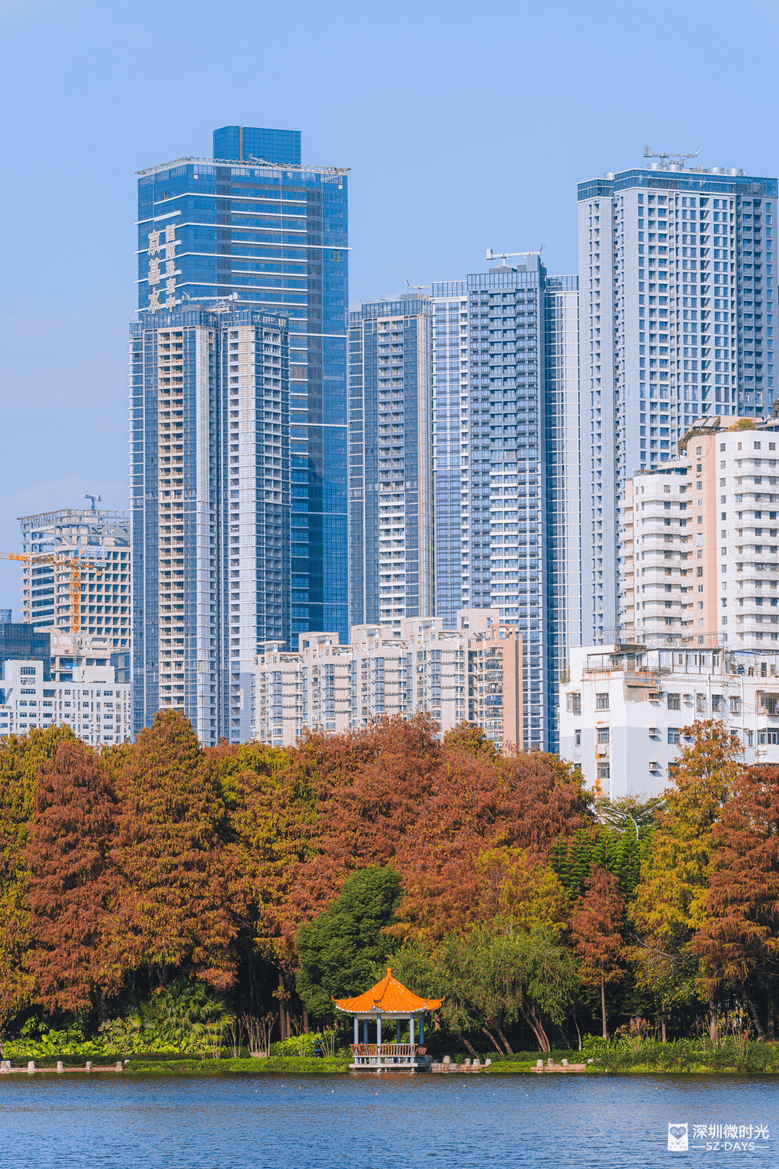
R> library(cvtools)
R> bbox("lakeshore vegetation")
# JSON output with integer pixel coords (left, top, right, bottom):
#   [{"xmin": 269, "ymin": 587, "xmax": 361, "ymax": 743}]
[{"xmin": 0, "ymin": 710, "xmax": 777, "ymax": 1065}]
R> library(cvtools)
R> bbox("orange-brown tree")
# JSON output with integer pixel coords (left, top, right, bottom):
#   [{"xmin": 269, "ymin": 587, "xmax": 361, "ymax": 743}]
[
  {"xmin": 110, "ymin": 710, "xmax": 235, "ymax": 990},
  {"xmin": 695, "ymin": 764, "xmax": 779, "ymax": 1039},
  {"xmin": 570, "ymin": 867, "xmax": 625, "ymax": 1040},
  {"xmin": 26, "ymin": 740, "xmax": 119, "ymax": 1013},
  {"xmin": 0, "ymin": 726, "xmax": 76, "ymax": 1024}
]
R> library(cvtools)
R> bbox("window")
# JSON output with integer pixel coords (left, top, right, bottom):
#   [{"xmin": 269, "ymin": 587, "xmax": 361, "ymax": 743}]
[
  {"xmin": 711, "ymin": 694, "xmax": 725, "ymax": 712},
  {"xmin": 595, "ymin": 693, "xmax": 609, "ymax": 710},
  {"xmin": 596, "ymin": 763, "xmax": 610, "ymax": 779},
  {"xmin": 696, "ymin": 694, "xmax": 707, "ymax": 713},
  {"xmin": 668, "ymin": 727, "xmax": 680, "ymax": 745},
  {"xmin": 597, "ymin": 727, "xmax": 610, "ymax": 744},
  {"xmin": 667, "ymin": 693, "xmax": 681, "ymax": 710},
  {"xmin": 758, "ymin": 730, "xmax": 779, "ymax": 745},
  {"xmin": 730, "ymin": 696, "xmax": 741, "ymax": 714},
  {"xmin": 574, "ymin": 729, "xmax": 581, "ymax": 747},
  {"xmin": 567, "ymin": 692, "xmax": 581, "ymax": 714}
]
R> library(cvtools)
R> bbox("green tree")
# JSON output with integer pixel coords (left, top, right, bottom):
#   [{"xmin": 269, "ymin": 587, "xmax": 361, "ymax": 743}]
[
  {"xmin": 295, "ymin": 865, "xmax": 401, "ymax": 1019},
  {"xmin": 391, "ymin": 922, "xmax": 577, "ymax": 1054},
  {"xmin": 629, "ymin": 719, "xmax": 742, "ymax": 1034}
]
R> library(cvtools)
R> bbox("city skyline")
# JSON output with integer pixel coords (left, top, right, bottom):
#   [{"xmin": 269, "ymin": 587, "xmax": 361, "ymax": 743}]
[{"xmin": 3, "ymin": 0, "xmax": 776, "ymax": 614}]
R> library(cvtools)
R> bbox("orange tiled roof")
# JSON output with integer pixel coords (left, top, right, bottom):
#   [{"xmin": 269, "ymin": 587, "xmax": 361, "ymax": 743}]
[{"xmin": 333, "ymin": 968, "xmax": 443, "ymax": 1014}]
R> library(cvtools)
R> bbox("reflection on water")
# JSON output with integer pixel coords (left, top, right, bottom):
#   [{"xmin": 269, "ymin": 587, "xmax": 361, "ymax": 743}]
[{"xmin": 1, "ymin": 1072, "xmax": 777, "ymax": 1167}]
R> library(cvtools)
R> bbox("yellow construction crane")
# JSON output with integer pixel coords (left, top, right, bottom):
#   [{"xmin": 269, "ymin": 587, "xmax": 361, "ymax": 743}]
[{"xmin": 1, "ymin": 552, "xmax": 104, "ymax": 634}]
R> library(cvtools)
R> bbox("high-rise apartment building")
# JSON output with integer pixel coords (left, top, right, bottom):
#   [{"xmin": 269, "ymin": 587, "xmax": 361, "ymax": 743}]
[
  {"xmin": 347, "ymin": 297, "xmax": 434, "ymax": 631},
  {"xmin": 578, "ymin": 158, "xmax": 778, "ymax": 644},
  {"xmin": 135, "ymin": 127, "xmax": 348, "ymax": 646},
  {"xmin": 620, "ymin": 416, "xmax": 779, "ymax": 651},
  {"xmin": 348, "ymin": 257, "xmax": 580, "ymax": 750},
  {"xmin": 130, "ymin": 304, "xmax": 289, "ymax": 745},
  {"xmin": 132, "ymin": 127, "xmax": 349, "ymax": 742}
]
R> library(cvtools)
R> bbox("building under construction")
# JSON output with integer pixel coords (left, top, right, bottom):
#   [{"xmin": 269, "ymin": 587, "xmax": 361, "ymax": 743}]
[{"xmin": 17, "ymin": 506, "xmax": 130, "ymax": 681}]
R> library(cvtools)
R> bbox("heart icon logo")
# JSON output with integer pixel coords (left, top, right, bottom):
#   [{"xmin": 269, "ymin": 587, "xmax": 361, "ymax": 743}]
[{"xmin": 669, "ymin": 1127, "xmax": 686, "ymax": 1140}]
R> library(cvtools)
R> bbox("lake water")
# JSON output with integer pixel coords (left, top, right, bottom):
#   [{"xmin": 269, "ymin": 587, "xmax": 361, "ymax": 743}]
[{"xmin": 1, "ymin": 1072, "xmax": 777, "ymax": 1167}]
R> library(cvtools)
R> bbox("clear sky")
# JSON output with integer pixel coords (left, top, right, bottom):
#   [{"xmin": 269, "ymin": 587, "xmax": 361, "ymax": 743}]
[{"xmin": 1, "ymin": 0, "xmax": 777, "ymax": 612}]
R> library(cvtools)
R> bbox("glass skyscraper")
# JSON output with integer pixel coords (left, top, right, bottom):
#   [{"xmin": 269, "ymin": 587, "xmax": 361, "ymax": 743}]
[
  {"xmin": 132, "ymin": 127, "xmax": 348, "ymax": 741},
  {"xmin": 348, "ymin": 257, "xmax": 580, "ymax": 751},
  {"xmin": 577, "ymin": 160, "xmax": 778, "ymax": 643}
]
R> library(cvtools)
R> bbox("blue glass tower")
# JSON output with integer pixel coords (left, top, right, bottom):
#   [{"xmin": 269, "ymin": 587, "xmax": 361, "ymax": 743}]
[{"xmin": 135, "ymin": 127, "xmax": 349, "ymax": 651}]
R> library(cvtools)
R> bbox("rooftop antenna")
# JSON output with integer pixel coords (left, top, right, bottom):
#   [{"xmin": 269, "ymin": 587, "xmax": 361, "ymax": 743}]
[
  {"xmin": 84, "ymin": 493, "xmax": 101, "ymax": 511},
  {"xmin": 643, "ymin": 146, "xmax": 702, "ymax": 169}
]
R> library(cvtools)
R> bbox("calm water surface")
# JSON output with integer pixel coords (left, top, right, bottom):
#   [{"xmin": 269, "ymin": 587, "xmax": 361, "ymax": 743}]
[{"xmin": 1, "ymin": 1072, "xmax": 777, "ymax": 1167}]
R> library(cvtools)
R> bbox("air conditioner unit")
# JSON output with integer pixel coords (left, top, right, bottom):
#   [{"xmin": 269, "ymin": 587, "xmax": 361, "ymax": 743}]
[{"xmin": 648, "ymin": 761, "xmax": 660, "ymax": 770}]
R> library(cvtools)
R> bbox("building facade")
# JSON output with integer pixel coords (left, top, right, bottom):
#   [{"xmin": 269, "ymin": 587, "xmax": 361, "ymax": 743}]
[
  {"xmin": 131, "ymin": 304, "xmax": 292, "ymax": 745},
  {"xmin": 0, "ymin": 657, "xmax": 130, "ymax": 746},
  {"xmin": 578, "ymin": 160, "xmax": 778, "ymax": 644},
  {"xmin": 0, "ymin": 621, "xmax": 51, "ymax": 679},
  {"xmin": 18, "ymin": 508, "xmax": 130, "ymax": 646},
  {"xmin": 348, "ymin": 257, "xmax": 579, "ymax": 751},
  {"xmin": 347, "ymin": 297, "xmax": 434, "ymax": 631},
  {"xmin": 619, "ymin": 417, "xmax": 779, "ymax": 651},
  {"xmin": 254, "ymin": 608, "xmax": 522, "ymax": 753},
  {"xmin": 560, "ymin": 643, "xmax": 779, "ymax": 799},
  {"xmin": 135, "ymin": 127, "xmax": 349, "ymax": 650}
]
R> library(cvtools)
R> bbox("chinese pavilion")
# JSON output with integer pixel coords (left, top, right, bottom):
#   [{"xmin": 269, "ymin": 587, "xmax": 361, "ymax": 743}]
[{"xmin": 334, "ymin": 968, "xmax": 443, "ymax": 1072}]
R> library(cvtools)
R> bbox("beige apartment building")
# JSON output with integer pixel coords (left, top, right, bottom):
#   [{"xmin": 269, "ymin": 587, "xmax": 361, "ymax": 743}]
[
  {"xmin": 619, "ymin": 416, "xmax": 779, "ymax": 650},
  {"xmin": 254, "ymin": 608, "xmax": 523, "ymax": 752}
]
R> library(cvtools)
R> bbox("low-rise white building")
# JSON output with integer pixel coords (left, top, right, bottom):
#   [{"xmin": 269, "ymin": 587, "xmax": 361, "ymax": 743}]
[
  {"xmin": 0, "ymin": 658, "xmax": 130, "ymax": 747},
  {"xmin": 254, "ymin": 609, "xmax": 523, "ymax": 752},
  {"xmin": 560, "ymin": 643, "xmax": 779, "ymax": 799}
]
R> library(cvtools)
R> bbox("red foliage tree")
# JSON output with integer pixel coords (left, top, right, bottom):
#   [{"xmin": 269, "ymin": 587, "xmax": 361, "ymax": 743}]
[
  {"xmin": 570, "ymin": 867, "xmax": 625, "ymax": 1040},
  {"xmin": 0, "ymin": 727, "xmax": 79, "ymax": 1023},
  {"xmin": 26, "ymin": 740, "xmax": 119, "ymax": 1013},
  {"xmin": 695, "ymin": 764, "xmax": 779, "ymax": 1039},
  {"xmin": 111, "ymin": 710, "xmax": 235, "ymax": 989}
]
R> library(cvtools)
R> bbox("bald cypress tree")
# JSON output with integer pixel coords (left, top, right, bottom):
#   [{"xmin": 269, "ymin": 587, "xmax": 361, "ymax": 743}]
[{"xmin": 26, "ymin": 739, "xmax": 119, "ymax": 1013}]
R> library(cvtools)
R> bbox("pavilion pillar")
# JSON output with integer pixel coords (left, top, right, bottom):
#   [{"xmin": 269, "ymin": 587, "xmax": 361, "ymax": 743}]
[
  {"xmin": 363, "ymin": 1019, "xmax": 368, "ymax": 1044},
  {"xmin": 377, "ymin": 1014, "xmax": 382, "ymax": 1051},
  {"xmin": 410, "ymin": 1016, "xmax": 415, "ymax": 1047},
  {"xmin": 420, "ymin": 1016, "xmax": 424, "ymax": 1044},
  {"xmin": 354, "ymin": 1017, "xmax": 359, "ymax": 1045}
]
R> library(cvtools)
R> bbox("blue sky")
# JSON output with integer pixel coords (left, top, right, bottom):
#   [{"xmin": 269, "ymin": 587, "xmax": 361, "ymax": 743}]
[{"xmin": 1, "ymin": 0, "xmax": 777, "ymax": 611}]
